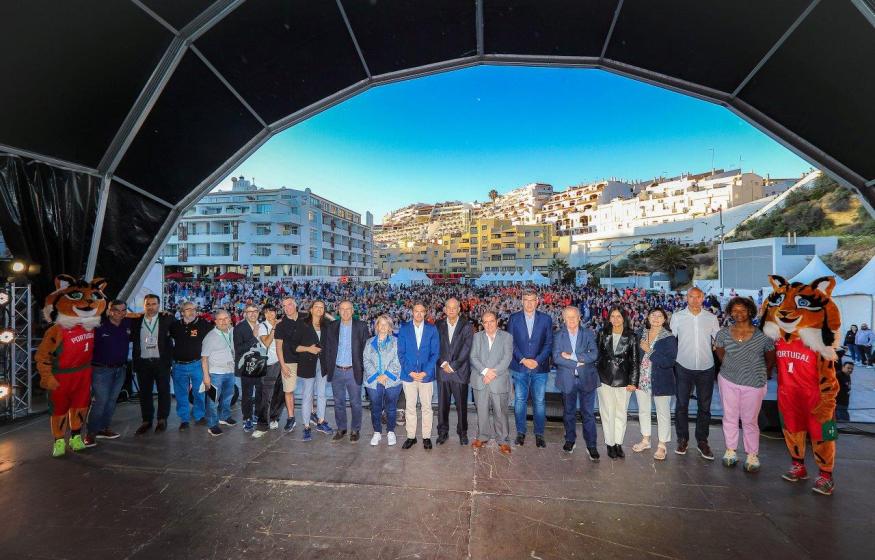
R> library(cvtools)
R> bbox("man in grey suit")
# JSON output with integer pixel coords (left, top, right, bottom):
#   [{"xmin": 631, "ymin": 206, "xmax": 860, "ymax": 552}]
[
  {"xmin": 469, "ymin": 311, "xmax": 514, "ymax": 455},
  {"xmin": 553, "ymin": 306, "xmax": 600, "ymax": 462}
]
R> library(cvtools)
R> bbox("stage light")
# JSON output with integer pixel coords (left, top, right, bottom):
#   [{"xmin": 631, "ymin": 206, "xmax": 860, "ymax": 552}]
[
  {"xmin": 10, "ymin": 261, "xmax": 25, "ymax": 273},
  {"xmin": 0, "ymin": 291, "xmax": 8, "ymax": 306},
  {"xmin": 0, "ymin": 384, "xmax": 8, "ymax": 399},
  {"xmin": 0, "ymin": 328, "xmax": 14, "ymax": 344}
]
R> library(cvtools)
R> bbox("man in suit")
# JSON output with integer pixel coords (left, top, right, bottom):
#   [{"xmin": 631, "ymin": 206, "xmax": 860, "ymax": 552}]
[
  {"xmin": 553, "ymin": 306, "xmax": 600, "ymax": 461},
  {"xmin": 507, "ymin": 289, "xmax": 554, "ymax": 447},
  {"xmin": 397, "ymin": 302, "xmax": 440, "ymax": 449},
  {"xmin": 470, "ymin": 311, "xmax": 514, "ymax": 454},
  {"xmin": 131, "ymin": 294, "xmax": 175, "ymax": 435},
  {"xmin": 436, "ymin": 298, "xmax": 473, "ymax": 446},
  {"xmin": 322, "ymin": 300, "xmax": 368, "ymax": 442}
]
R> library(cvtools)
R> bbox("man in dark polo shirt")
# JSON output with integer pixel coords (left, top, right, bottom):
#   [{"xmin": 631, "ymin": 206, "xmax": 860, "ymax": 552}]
[
  {"xmin": 168, "ymin": 301, "xmax": 212, "ymax": 430},
  {"xmin": 84, "ymin": 299, "xmax": 133, "ymax": 447},
  {"xmin": 274, "ymin": 297, "xmax": 303, "ymax": 433}
]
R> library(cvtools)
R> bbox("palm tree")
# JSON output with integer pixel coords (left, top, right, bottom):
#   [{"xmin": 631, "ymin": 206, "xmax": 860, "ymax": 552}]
[
  {"xmin": 547, "ymin": 258, "xmax": 570, "ymax": 282},
  {"xmin": 488, "ymin": 189, "xmax": 499, "ymax": 204},
  {"xmin": 648, "ymin": 243, "xmax": 695, "ymax": 285}
]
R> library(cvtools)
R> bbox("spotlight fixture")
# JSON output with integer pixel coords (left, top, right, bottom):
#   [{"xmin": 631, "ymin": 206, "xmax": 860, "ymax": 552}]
[
  {"xmin": 10, "ymin": 261, "xmax": 25, "ymax": 274},
  {"xmin": 0, "ymin": 384, "xmax": 8, "ymax": 399},
  {"xmin": 0, "ymin": 291, "xmax": 8, "ymax": 306},
  {"xmin": 0, "ymin": 328, "xmax": 14, "ymax": 344}
]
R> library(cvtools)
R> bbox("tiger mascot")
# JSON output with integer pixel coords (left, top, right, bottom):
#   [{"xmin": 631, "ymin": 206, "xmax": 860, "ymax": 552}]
[
  {"xmin": 35, "ymin": 275, "xmax": 108, "ymax": 457},
  {"xmin": 759, "ymin": 275, "xmax": 840, "ymax": 495}
]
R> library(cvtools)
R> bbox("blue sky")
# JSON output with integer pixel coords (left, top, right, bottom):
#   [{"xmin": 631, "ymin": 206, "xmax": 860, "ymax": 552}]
[{"xmin": 218, "ymin": 66, "xmax": 810, "ymax": 222}]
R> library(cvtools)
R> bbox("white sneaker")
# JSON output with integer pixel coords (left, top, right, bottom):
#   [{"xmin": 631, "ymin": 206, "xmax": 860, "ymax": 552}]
[
  {"xmin": 370, "ymin": 432, "xmax": 382, "ymax": 446},
  {"xmin": 387, "ymin": 432, "xmax": 397, "ymax": 446},
  {"xmin": 252, "ymin": 429, "xmax": 267, "ymax": 439},
  {"xmin": 269, "ymin": 420, "xmax": 279, "ymax": 430}
]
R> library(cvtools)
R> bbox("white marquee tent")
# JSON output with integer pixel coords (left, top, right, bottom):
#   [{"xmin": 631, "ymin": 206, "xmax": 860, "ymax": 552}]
[
  {"xmin": 833, "ymin": 256, "xmax": 875, "ymax": 336},
  {"xmin": 388, "ymin": 268, "xmax": 433, "ymax": 287},
  {"xmin": 789, "ymin": 255, "xmax": 844, "ymax": 285}
]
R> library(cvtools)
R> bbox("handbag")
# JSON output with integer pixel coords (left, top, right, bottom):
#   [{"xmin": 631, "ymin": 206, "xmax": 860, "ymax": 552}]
[{"xmin": 237, "ymin": 329, "xmax": 268, "ymax": 378}]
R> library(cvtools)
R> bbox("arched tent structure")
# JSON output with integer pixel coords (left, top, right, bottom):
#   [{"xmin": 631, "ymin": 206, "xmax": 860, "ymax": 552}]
[
  {"xmin": 833, "ymin": 256, "xmax": 875, "ymax": 336},
  {"xmin": 788, "ymin": 255, "xmax": 844, "ymax": 284},
  {"xmin": 1, "ymin": 1, "xmax": 875, "ymax": 299}
]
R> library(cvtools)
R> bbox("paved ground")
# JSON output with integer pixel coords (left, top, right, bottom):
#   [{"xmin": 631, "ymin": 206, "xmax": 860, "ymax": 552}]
[{"xmin": 1, "ymin": 398, "xmax": 873, "ymax": 560}]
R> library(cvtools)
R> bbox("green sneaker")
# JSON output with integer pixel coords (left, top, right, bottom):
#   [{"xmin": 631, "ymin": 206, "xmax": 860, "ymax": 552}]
[
  {"xmin": 69, "ymin": 434, "xmax": 86, "ymax": 452},
  {"xmin": 52, "ymin": 438, "xmax": 66, "ymax": 458}
]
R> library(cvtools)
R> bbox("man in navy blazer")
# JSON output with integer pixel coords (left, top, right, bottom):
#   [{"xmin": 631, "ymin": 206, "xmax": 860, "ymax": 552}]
[
  {"xmin": 397, "ymin": 302, "xmax": 440, "ymax": 450},
  {"xmin": 553, "ymin": 306, "xmax": 600, "ymax": 461},
  {"xmin": 507, "ymin": 289, "xmax": 554, "ymax": 447}
]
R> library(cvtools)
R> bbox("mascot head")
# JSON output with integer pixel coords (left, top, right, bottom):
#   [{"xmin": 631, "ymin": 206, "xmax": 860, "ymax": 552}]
[
  {"xmin": 42, "ymin": 275, "xmax": 108, "ymax": 330},
  {"xmin": 759, "ymin": 275, "xmax": 841, "ymax": 361}
]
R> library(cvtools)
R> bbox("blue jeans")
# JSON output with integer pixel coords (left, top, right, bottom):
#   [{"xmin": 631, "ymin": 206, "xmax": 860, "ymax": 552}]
[
  {"xmin": 366, "ymin": 384, "xmax": 402, "ymax": 433},
  {"xmin": 206, "ymin": 373, "xmax": 235, "ymax": 428},
  {"xmin": 331, "ymin": 368, "xmax": 362, "ymax": 431},
  {"xmin": 87, "ymin": 365, "xmax": 126, "ymax": 433},
  {"xmin": 512, "ymin": 370, "xmax": 548, "ymax": 436},
  {"xmin": 172, "ymin": 361, "xmax": 205, "ymax": 422}
]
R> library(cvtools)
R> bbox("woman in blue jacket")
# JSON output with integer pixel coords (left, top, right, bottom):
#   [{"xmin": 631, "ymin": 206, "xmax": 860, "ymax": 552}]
[{"xmin": 632, "ymin": 308, "xmax": 678, "ymax": 461}]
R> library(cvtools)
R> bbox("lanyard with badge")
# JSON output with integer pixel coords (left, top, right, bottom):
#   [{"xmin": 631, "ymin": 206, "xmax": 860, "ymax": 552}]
[
  {"xmin": 144, "ymin": 316, "xmax": 159, "ymax": 350},
  {"xmin": 218, "ymin": 329, "xmax": 234, "ymax": 370}
]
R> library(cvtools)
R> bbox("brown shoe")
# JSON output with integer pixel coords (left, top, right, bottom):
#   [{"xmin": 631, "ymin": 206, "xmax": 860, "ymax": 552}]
[
  {"xmin": 499, "ymin": 444, "xmax": 512, "ymax": 455},
  {"xmin": 134, "ymin": 422, "xmax": 151, "ymax": 436},
  {"xmin": 471, "ymin": 439, "xmax": 485, "ymax": 449},
  {"xmin": 675, "ymin": 438, "xmax": 688, "ymax": 455}
]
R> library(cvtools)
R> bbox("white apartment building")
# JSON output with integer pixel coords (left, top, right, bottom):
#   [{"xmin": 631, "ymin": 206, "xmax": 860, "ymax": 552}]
[
  {"xmin": 376, "ymin": 200, "xmax": 473, "ymax": 244},
  {"xmin": 538, "ymin": 179, "xmax": 633, "ymax": 234},
  {"xmin": 475, "ymin": 182, "xmax": 553, "ymax": 224},
  {"xmin": 585, "ymin": 170, "xmax": 764, "ymax": 236},
  {"xmin": 162, "ymin": 177, "xmax": 375, "ymax": 280}
]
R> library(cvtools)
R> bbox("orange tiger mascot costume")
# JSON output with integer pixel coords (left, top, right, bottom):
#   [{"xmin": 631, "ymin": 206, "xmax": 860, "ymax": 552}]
[
  {"xmin": 759, "ymin": 275, "xmax": 840, "ymax": 495},
  {"xmin": 35, "ymin": 275, "xmax": 107, "ymax": 457}
]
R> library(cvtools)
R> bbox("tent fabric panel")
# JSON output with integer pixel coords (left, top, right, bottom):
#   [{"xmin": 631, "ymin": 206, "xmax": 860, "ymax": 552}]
[
  {"xmin": 140, "ymin": 0, "xmax": 216, "ymax": 30},
  {"xmin": 605, "ymin": 0, "xmax": 812, "ymax": 93},
  {"xmin": 483, "ymin": 0, "xmax": 620, "ymax": 56},
  {"xmin": 0, "ymin": 1, "xmax": 173, "ymax": 167},
  {"xmin": 338, "ymin": 0, "xmax": 477, "ymax": 76},
  {"xmin": 113, "ymin": 50, "xmax": 264, "ymax": 204},
  {"xmin": 737, "ymin": 0, "xmax": 875, "ymax": 181},
  {"xmin": 94, "ymin": 183, "xmax": 170, "ymax": 301},
  {"xmin": 195, "ymin": 0, "xmax": 368, "ymax": 124},
  {"xmin": 0, "ymin": 154, "xmax": 99, "ymax": 300}
]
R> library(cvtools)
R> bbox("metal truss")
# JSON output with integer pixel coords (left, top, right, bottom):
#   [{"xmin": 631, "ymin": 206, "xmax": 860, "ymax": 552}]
[{"xmin": 1, "ymin": 283, "xmax": 32, "ymax": 420}]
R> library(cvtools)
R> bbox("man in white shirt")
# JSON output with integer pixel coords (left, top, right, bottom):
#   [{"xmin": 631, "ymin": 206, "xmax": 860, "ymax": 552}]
[{"xmin": 669, "ymin": 287, "xmax": 720, "ymax": 460}]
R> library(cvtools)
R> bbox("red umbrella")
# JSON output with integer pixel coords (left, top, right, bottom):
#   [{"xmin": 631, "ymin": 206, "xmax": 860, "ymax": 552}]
[
  {"xmin": 164, "ymin": 271, "xmax": 188, "ymax": 279},
  {"xmin": 215, "ymin": 271, "xmax": 246, "ymax": 280}
]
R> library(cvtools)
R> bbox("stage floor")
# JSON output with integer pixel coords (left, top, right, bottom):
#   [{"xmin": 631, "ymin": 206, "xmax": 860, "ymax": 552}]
[{"xmin": 1, "ymin": 402, "xmax": 872, "ymax": 560}]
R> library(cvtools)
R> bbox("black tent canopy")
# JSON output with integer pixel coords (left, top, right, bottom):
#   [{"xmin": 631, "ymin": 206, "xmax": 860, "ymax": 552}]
[{"xmin": 1, "ymin": 0, "xmax": 873, "ymax": 299}]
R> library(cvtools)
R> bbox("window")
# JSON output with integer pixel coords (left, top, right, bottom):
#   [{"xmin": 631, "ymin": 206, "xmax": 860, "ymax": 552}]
[
  {"xmin": 282, "ymin": 224, "xmax": 299, "ymax": 236},
  {"xmin": 163, "ymin": 245, "xmax": 177, "ymax": 257},
  {"xmin": 310, "ymin": 228, "xmax": 319, "ymax": 243},
  {"xmin": 255, "ymin": 224, "xmax": 271, "ymax": 236},
  {"xmin": 253, "ymin": 244, "xmax": 271, "ymax": 256},
  {"xmin": 283, "ymin": 244, "xmax": 299, "ymax": 255},
  {"xmin": 470, "ymin": 248, "xmax": 477, "ymax": 255},
  {"xmin": 782, "ymin": 244, "xmax": 816, "ymax": 256},
  {"xmin": 470, "ymin": 257, "xmax": 478, "ymax": 265},
  {"xmin": 502, "ymin": 254, "xmax": 515, "ymax": 261},
  {"xmin": 308, "ymin": 210, "xmax": 316, "ymax": 222},
  {"xmin": 525, "ymin": 243, "xmax": 531, "ymax": 249},
  {"xmin": 309, "ymin": 247, "xmax": 319, "ymax": 259},
  {"xmin": 255, "ymin": 204, "xmax": 272, "ymax": 214}
]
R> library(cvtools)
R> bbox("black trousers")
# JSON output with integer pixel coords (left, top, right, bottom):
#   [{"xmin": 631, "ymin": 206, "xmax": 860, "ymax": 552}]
[
  {"xmin": 675, "ymin": 364, "xmax": 715, "ymax": 443},
  {"xmin": 241, "ymin": 376, "xmax": 260, "ymax": 422},
  {"xmin": 135, "ymin": 358, "xmax": 171, "ymax": 423},
  {"xmin": 257, "ymin": 363, "xmax": 282, "ymax": 427},
  {"xmin": 437, "ymin": 380, "xmax": 469, "ymax": 436},
  {"xmin": 267, "ymin": 369, "xmax": 286, "ymax": 421}
]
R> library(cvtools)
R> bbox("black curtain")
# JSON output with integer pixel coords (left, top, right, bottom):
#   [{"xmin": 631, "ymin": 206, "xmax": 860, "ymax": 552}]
[{"xmin": 0, "ymin": 154, "xmax": 100, "ymax": 303}]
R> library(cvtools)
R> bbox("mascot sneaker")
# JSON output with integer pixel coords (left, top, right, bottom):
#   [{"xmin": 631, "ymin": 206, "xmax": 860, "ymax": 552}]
[
  {"xmin": 69, "ymin": 434, "xmax": 86, "ymax": 451},
  {"xmin": 812, "ymin": 474, "xmax": 835, "ymax": 496},
  {"xmin": 781, "ymin": 462, "xmax": 809, "ymax": 482},
  {"xmin": 52, "ymin": 438, "xmax": 66, "ymax": 458}
]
